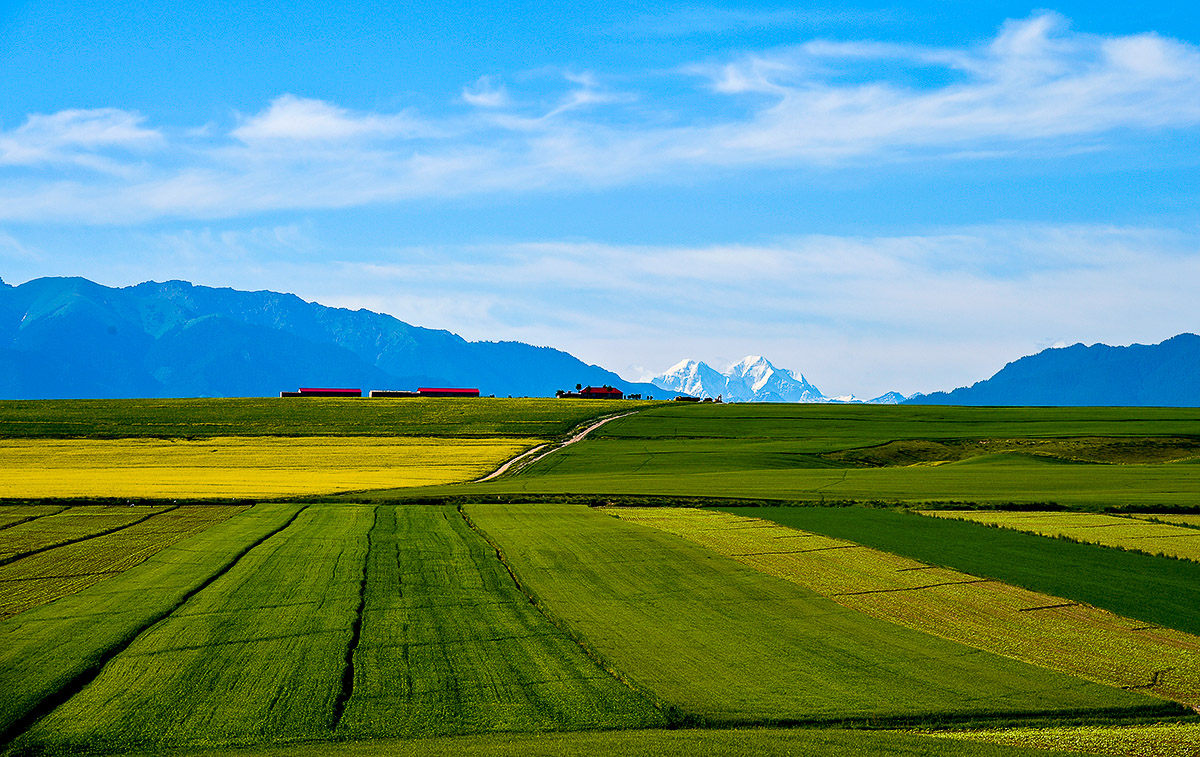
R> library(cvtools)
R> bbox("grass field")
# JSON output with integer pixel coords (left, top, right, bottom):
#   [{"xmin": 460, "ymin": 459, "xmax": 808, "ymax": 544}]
[
  {"xmin": 722, "ymin": 506, "xmax": 1200, "ymax": 638},
  {"xmin": 0, "ymin": 398, "xmax": 653, "ymax": 440},
  {"xmin": 466, "ymin": 502, "xmax": 1169, "ymax": 726},
  {"xmin": 0, "ymin": 437, "xmax": 534, "ymax": 498},
  {"xmin": 0, "ymin": 506, "xmax": 68, "ymax": 530},
  {"xmin": 613, "ymin": 507, "xmax": 1200, "ymax": 708},
  {"xmin": 433, "ymin": 403, "xmax": 1200, "ymax": 508},
  {"xmin": 0, "ymin": 505, "xmax": 247, "ymax": 619},
  {"xmin": 920, "ymin": 510, "xmax": 1200, "ymax": 562}
]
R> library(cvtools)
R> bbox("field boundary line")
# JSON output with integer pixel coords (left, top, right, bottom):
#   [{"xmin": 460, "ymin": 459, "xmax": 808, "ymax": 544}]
[
  {"xmin": 0, "ymin": 506, "xmax": 178, "ymax": 567},
  {"xmin": 0, "ymin": 506, "xmax": 70, "ymax": 532},
  {"xmin": 475, "ymin": 410, "xmax": 640, "ymax": 482},
  {"xmin": 0, "ymin": 505, "xmax": 308, "ymax": 747}
]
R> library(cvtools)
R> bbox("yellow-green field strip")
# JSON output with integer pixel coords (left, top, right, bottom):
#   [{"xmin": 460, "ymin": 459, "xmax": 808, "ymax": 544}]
[
  {"xmin": 0, "ymin": 505, "xmax": 247, "ymax": 620},
  {"xmin": 468, "ymin": 503, "xmax": 1169, "ymax": 726},
  {"xmin": 0, "ymin": 506, "xmax": 174, "ymax": 563},
  {"xmin": 920, "ymin": 510, "xmax": 1200, "ymax": 562},
  {"xmin": 1129, "ymin": 513, "xmax": 1200, "ymax": 528},
  {"xmin": 0, "ymin": 437, "xmax": 537, "ymax": 498},
  {"xmin": 0, "ymin": 505, "xmax": 68, "ymax": 530},
  {"xmin": 610, "ymin": 507, "xmax": 1200, "ymax": 709},
  {"xmin": 0, "ymin": 503, "xmax": 305, "ymax": 743},
  {"xmin": 924, "ymin": 721, "xmax": 1200, "ymax": 757}
]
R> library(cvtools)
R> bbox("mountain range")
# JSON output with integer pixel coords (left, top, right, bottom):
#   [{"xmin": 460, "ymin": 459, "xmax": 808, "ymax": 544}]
[
  {"xmin": 0, "ymin": 276, "xmax": 662, "ymax": 400},
  {"xmin": 652, "ymin": 356, "xmax": 905, "ymax": 404},
  {"xmin": 906, "ymin": 334, "xmax": 1200, "ymax": 406}
]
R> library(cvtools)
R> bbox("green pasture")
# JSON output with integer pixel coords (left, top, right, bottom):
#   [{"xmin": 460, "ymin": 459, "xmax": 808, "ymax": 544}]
[
  {"xmin": 721, "ymin": 506, "xmax": 1200, "ymax": 637},
  {"xmin": 466, "ymin": 502, "xmax": 1167, "ymax": 726},
  {"xmin": 0, "ymin": 397, "xmax": 653, "ymax": 440},
  {"xmin": 431, "ymin": 403, "xmax": 1200, "ymax": 509}
]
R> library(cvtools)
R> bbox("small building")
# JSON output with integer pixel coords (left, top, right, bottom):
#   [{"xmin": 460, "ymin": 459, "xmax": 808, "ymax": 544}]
[
  {"xmin": 369, "ymin": 390, "xmax": 421, "ymax": 398},
  {"xmin": 418, "ymin": 387, "xmax": 480, "ymax": 398},
  {"xmin": 673, "ymin": 395, "xmax": 702, "ymax": 402},
  {"xmin": 281, "ymin": 387, "xmax": 363, "ymax": 397},
  {"xmin": 581, "ymin": 386, "xmax": 623, "ymax": 400}
]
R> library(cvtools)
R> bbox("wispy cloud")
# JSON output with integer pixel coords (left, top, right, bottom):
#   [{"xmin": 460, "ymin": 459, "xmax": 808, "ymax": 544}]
[{"xmin": 1, "ymin": 13, "xmax": 1199, "ymax": 222}]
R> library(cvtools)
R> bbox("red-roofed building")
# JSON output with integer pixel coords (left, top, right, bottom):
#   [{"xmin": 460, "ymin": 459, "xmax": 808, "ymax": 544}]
[
  {"xmin": 281, "ymin": 387, "xmax": 362, "ymax": 397},
  {"xmin": 418, "ymin": 387, "xmax": 481, "ymax": 398},
  {"xmin": 581, "ymin": 386, "xmax": 623, "ymax": 399}
]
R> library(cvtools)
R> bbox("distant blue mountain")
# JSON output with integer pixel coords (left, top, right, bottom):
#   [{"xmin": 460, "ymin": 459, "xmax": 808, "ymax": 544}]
[
  {"xmin": 0, "ymin": 277, "xmax": 662, "ymax": 400},
  {"xmin": 907, "ymin": 334, "xmax": 1200, "ymax": 406}
]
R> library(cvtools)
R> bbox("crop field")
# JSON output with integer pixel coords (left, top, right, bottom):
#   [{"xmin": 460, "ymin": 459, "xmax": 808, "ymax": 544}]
[
  {"xmin": 466, "ymin": 503, "xmax": 1170, "ymax": 725},
  {"xmin": 1131, "ymin": 513, "xmax": 1200, "ymax": 528},
  {"xmin": 5, "ymin": 401, "xmax": 1200, "ymax": 756},
  {"xmin": 0, "ymin": 437, "xmax": 534, "ymax": 498},
  {"xmin": 926, "ymin": 721, "xmax": 1200, "ymax": 757},
  {"xmin": 612, "ymin": 507, "xmax": 1200, "ymax": 708},
  {"xmin": 441, "ymin": 403, "xmax": 1200, "ymax": 508},
  {"xmin": 920, "ymin": 510, "xmax": 1200, "ymax": 562},
  {"xmin": 0, "ymin": 397, "xmax": 651, "ymax": 440},
  {"xmin": 0, "ymin": 505, "xmax": 247, "ymax": 619}
]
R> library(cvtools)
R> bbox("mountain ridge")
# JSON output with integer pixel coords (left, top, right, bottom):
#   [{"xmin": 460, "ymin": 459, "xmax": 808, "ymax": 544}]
[
  {"xmin": 0, "ymin": 276, "xmax": 662, "ymax": 399},
  {"xmin": 652, "ymin": 355, "xmax": 902, "ymax": 404},
  {"xmin": 906, "ymin": 334, "xmax": 1200, "ymax": 406}
]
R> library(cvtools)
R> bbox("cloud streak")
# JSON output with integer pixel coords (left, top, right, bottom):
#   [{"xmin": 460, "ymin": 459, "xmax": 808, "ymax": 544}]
[{"xmin": 1, "ymin": 13, "xmax": 1199, "ymax": 222}]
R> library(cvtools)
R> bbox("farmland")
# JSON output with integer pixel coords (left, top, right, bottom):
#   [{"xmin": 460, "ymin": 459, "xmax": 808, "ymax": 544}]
[
  {"xmin": 919, "ymin": 510, "xmax": 1200, "ymax": 562},
  {"xmin": 0, "ymin": 437, "xmax": 533, "ymax": 499},
  {"xmin": 3, "ymin": 400, "xmax": 1200, "ymax": 756},
  {"xmin": 611, "ymin": 507, "xmax": 1200, "ymax": 707}
]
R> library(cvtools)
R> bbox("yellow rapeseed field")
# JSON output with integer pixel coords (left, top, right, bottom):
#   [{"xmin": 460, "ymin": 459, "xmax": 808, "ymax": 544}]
[
  {"xmin": 920, "ymin": 510, "xmax": 1200, "ymax": 562},
  {"xmin": 0, "ymin": 437, "xmax": 536, "ymax": 498},
  {"xmin": 611, "ymin": 507, "xmax": 1200, "ymax": 708}
]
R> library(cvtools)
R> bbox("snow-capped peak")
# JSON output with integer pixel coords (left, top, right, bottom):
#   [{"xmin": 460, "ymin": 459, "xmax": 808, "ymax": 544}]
[{"xmin": 652, "ymin": 355, "xmax": 906, "ymax": 404}]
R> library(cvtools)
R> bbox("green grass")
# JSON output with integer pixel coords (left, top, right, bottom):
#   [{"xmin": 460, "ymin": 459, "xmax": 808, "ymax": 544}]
[
  {"xmin": 122, "ymin": 726, "xmax": 1085, "ymax": 757},
  {"xmin": 720, "ymin": 506, "xmax": 1200, "ymax": 637},
  {"xmin": 335, "ymin": 505, "xmax": 661, "ymax": 739},
  {"xmin": 0, "ymin": 506, "xmax": 174, "ymax": 562},
  {"xmin": 466, "ymin": 502, "xmax": 1167, "ymax": 726},
  {"xmin": 0, "ymin": 503, "xmax": 303, "ymax": 743},
  {"xmin": 0, "ymin": 398, "xmax": 657, "ymax": 440},
  {"xmin": 419, "ymin": 404, "xmax": 1200, "ymax": 509}
]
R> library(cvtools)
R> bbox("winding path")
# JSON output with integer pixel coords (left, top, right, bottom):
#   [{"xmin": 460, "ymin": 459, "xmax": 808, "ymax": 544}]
[{"xmin": 475, "ymin": 411, "xmax": 638, "ymax": 482}]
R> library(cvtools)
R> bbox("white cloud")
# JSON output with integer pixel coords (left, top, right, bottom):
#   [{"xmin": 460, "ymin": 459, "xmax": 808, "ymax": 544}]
[{"xmin": 1, "ymin": 14, "xmax": 1199, "ymax": 221}]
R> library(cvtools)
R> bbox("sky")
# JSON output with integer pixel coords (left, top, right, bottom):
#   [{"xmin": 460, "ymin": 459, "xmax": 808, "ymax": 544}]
[{"xmin": 2, "ymin": 1, "xmax": 1198, "ymax": 398}]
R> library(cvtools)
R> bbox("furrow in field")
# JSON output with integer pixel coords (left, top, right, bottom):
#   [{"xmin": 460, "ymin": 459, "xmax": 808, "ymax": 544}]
[
  {"xmin": 0, "ymin": 506, "xmax": 69, "ymax": 531},
  {"xmin": 920, "ymin": 510, "xmax": 1200, "ymax": 562},
  {"xmin": 0, "ymin": 503, "xmax": 305, "ymax": 744},
  {"xmin": 0, "ymin": 506, "xmax": 248, "ymax": 620},
  {"xmin": 0, "ymin": 505, "xmax": 175, "ymax": 564},
  {"xmin": 611, "ymin": 507, "xmax": 1200, "ymax": 709},
  {"xmin": 9, "ymin": 505, "xmax": 374, "ymax": 755},
  {"xmin": 468, "ymin": 503, "xmax": 1172, "ymax": 726},
  {"xmin": 334, "ymin": 504, "xmax": 660, "ymax": 740}
]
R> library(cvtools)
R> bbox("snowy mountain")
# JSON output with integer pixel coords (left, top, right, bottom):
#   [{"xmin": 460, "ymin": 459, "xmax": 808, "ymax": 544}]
[{"xmin": 653, "ymin": 356, "xmax": 903, "ymax": 403}]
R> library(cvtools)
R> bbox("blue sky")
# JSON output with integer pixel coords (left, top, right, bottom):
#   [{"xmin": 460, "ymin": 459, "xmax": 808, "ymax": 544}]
[{"xmin": 2, "ymin": 1, "xmax": 1198, "ymax": 397}]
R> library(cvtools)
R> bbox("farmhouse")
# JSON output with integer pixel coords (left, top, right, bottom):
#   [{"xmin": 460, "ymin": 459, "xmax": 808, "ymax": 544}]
[
  {"xmin": 280, "ymin": 387, "xmax": 362, "ymax": 397},
  {"xmin": 581, "ymin": 386, "xmax": 623, "ymax": 400}
]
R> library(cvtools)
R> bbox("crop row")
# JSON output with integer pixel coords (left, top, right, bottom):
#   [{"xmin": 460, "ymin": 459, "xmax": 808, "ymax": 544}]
[
  {"xmin": 468, "ymin": 503, "xmax": 1165, "ymax": 725},
  {"xmin": 0, "ymin": 437, "xmax": 534, "ymax": 499},
  {"xmin": 1132, "ymin": 513, "xmax": 1200, "ymax": 528},
  {"xmin": 612, "ymin": 507, "xmax": 1200, "ymax": 708},
  {"xmin": 0, "ymin": 505, "xmax": 247, "ymax": 620},
  {"xmin": 920, "ymin": 510, "xmax": 1200, "ymax": 562},
  {"xmin": 0, "ymin": 506, "xmax": 68, "ymax": 531},
  {"xmin": 0, "ymin": 505, "xmax": 173, "ymax": 562}
]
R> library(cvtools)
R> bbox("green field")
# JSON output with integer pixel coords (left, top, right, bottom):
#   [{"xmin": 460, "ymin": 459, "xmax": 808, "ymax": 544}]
[
  {"xmin": 0, "ymin": 397, "xmax": 653, "ymax": 440},
  {"xmin": 720, "ymin": 505, "xmax": 1200, "ymax": 637},
  {"xmin": 466, "ymin": 503, "xmax": 1169, "ymax": 725},
  {"xmin": 4, "ymin": 400, "xmax": 1200, "ymax": 756}
]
